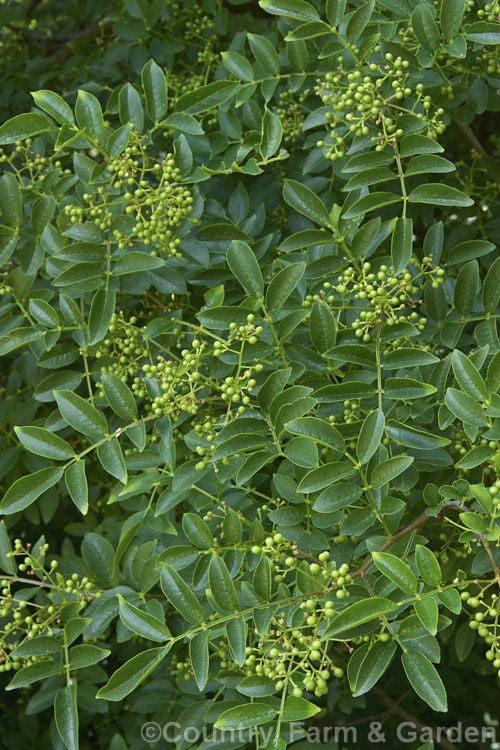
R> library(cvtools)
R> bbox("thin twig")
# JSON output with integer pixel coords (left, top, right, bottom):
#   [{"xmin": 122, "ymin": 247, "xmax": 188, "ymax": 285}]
[{"xmin": 373, "ymin": 687, "xmax": 458, "ymax": 750}]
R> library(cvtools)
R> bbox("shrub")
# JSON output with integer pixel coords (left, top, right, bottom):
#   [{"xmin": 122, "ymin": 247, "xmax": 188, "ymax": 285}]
[{"xmin": 0, "ymin": 0, "xmax": 499, "ymax": 748}]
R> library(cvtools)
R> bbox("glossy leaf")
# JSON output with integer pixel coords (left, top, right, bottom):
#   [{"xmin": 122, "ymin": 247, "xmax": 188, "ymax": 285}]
[
  {"xmin": 54, "ymin": 390, "xmax": 108, "ymax": 440},
  {"xmin": 357, "ymin": 410, "xmax": 385, "ymax": 465},
  {"xmin": 141, "ymin": 59, "xmax": 168, "ymax": 122},
  {"xmin": 402, "ymin": 651, "xmax": 447, "ymax": 711},
  {"xmin": 159, "ymin": 564, "xmax": 205, "ymax": 624},
  {"xmin": 0, "ymin": 467, "xmax": 63, "ymax": 515},
  {"xmin": 370, "ymin": 455, "xmax": 414, "ymax": 489},
  {"xmin": 97, "ymin": 646, "xmax": 170, "ymax": 701},
  {"xmin": 226, "ymin": 240, "xmax": 263, "ymax": 297},
  {"xmin": 14, "ymin": 426, "xmax": 74, "ymax": 460},
  {"xmin": 372, "ymin": 551, "xmax": 418, "ymax": 595},
  {"xmin": 283, "ymin": 179, "xmax": 331, "ymax": 227},
  {"xmin": 118, "ymin": 595, "xmax": 170, "ymax": 642}
]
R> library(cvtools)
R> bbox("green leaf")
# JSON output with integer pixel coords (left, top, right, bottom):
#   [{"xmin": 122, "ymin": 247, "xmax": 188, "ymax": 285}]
[
  {"xmin": 119, "ymin": 83, "xmax": 144, "ymax": 134},
  {"xmin": 190, "ymin": 631, "xmax": 209, "ymax": 691},
  {"xmin": 0, "ymin": 467, "xmax": 63, "ymax": 515},
  {"xmin": 323, "ymin": 597, "xmax": 399, "ymax": 638},
  {"xmin": 260, "ymin": 107, "xmax": 282, "ymax": 159},
  {"xmin": 404, "ymin": 154, "xmax": 455, "ymax": 176},
  {"xmin": 247, "ymin": 33, "xmax": 281, "ymax": 75},
  {"xmin": 283, "ymin": 179, "xmax": 331, "ymax": 227},
  {"xmin": 445, "ymin": 387, "xmax": 487, "ymax": 426},
  {"xmin": 457, "ymin": 445, "xmax": 494, "ymax": 469},
  {"xmin": 370, "ymin": 455, "xmax": 414, "ymax": 489},
  {"xmin": 65, "ymin": 461, "xmax": 88, "ymax": 515},
  {"xmin": 214, "ymin": 703, "xmax": 277, "ymax": 729},
  {"xmin": 414, "ymin": 597, "xmax": 439, "ymax": 635},
  {"xmin": 209, "ymin": 555, "xmax": 239, "ymax": 612},
  {"xmin": 102, "ymin": 373, "xmax": 137, "ymax": 419},
  {"xmin": 159, "ymin": 564, "xmax": 205, "ymax": 624},
  {"xmin": 384, "ymin": 378, "xmax": 436, "ymax": 400},
  {"xmin": 372, "ymin": 551, "xmax": 418, "ymax": 595},
  {"xmin": 313, "ymin": 482, "xmax": 363, "ymax": 512},
  {"xmin": 29, "ymin": 299, "xmax": 59, "ymax": 327},
  {"xmin": 343, "ymin": 166, "xmax": 396, "ymax": 192},
  {"xmin": 118, "ymin": 595, "xmax": 170, "ymax": 642},
  {"xmin": 383, "ymin": 348, "xmax": 439, "ymax": 369},
  {"xmin": 182, "ymin": 513, "xmax": 213, "ymax": 549},
  {"xmin": 411, "ymin": 3, "xmax": 440, "ymax": 52},
  {"xmin": 346, "ymin": 0, "xmax": 375, "ymax": 44},
  {"xmin": 265, "ymin": 262, "xmax": 306, "ymax": 318},
  {"xmin": 465, "ymin": 21, "xmax": 500, "ymax": 44},
  {"xmin": 326, "ymin": 0, "xmax": 346, "ymax": 25},
  {"xmin": 451, "ymin": 350, "xmax": 487, "ymax": 400},
  {"xmin": 97, "ymin": 646, "xmax": 170, "ymax": 701},
  {"xmin": 285, "ymin": 20, "xmax": 332, "ymax": 41},
  {"xmin": 258, "ymin": 0, "xmax": 320, "ymax": 22},
  {"xmin": 237, "ymin": 675, "xmax": 277, "ymax": 697},
  {"xmin": 258, "ymin": 368, "xmax": 291, "ymax": 411},
  {"xmin": 31, "ymin": 90, "xmax": 75, "ymax": 126},
  {"xmin": 454, "ymin": 259, "xmax": 479, "ymax": 317},
  {"xmin": 285, "ymin": 416, "xmax": 345, "ymax": 452},
  {"xmin": 141, "ymin": 59, "xmax": 168, "ymax": 122},
  {"xmin": 385, "ymin": 420, "xmax": 450, "ymax": 450},
  {"xmin": 114, "ymin": 252, "xmax": 164, "ymax": 275},
  {"xmin": 221, "ymin": 51, "xmax": 254, "ymax": 82},
  {"xmin": 352, "ymin": 641, "xmax": 397, "ymax": 697},
  {"xmin": 69, "ymin": 644, "xmax": 110, "ymax": 669},
  {"xmin": 14, "ymin": 426, "xmax": 74, "ymax": 460},
  {"xmin": 75, "ymin": 90, "xmax": 104, "ymax": 140},
  {"xmin": 391, "ymin": 217, "xmax": 413, "ymax": 275},
  {"xmin": 408, "ymin": 184, "xmax": 473, "ymax": 207},
  {"xmin": 357, "ymin": 410, "xmax": 385, "ymax": 465},
  {"xmin": 297, "ymin": 462, "xmax": 356, "ymax": 493},
  {"xmin": 402, "ymin": 651, "xmax": 447, "ymax": 711},
  {"xmin": 223, "ymin": 507, "xmax": 242, "ymax": 544},
  {"xmin": 226, "ymin": 615, "xmax": 247, "ymax": 666},
  {"xmin": 54, "ymin": 685, "xmax": 79, "ymax": 750},
  {"xmin": 163, "ymin": 113, "xmax": 203, "ymax": 135},
  {"xmin": 5, "ymin": 660, "xmax": 61, "ymax": 690},
  {"xmin": 482, "ymin": 256, "xmax": 500, "ymax": 314},
  {"xmin": 282, "ymin": 695, "xmax": 321, "ymax": 721},
  {"xmin": 0, "ymin": 520, "xmax": 16, "ymax": 574},
  {"xmin": 342, "ymin": 191, "xmax": 402, "ymax": 219},
  {"xmin": 324, "ymin": 344, "xmax": 376, "ymax": 367},
  {"xmin": 310, "ymin": 300, "xmax": 337, "ymax": 353},
  {"xmin": 437, "ymin": 588, "xmax": 461, "ymax": 614},
  {"xmin": 97, "ymin": 439, "xmax": 127, "ymax": 484},
  {"xmin": 0, "ymin": 113, "xmax": 56, "ymax": 144},
  {"xmin": 175, "ymin": 81, "xmax": 238, "ymax": 115},
  {"xmin": 0, "ymin": 173, "xmax": 23, "ymax": 226},
  {"xmin": 402, "ymin": 136, "xmax": 444, "ymax": 158},
  {"xmin": 253, "ymin": 554, "xmax": 272, "ymax": 600},
  {"xmin": 440, "ymin": 0, "xmax": 466, "ymax": 41},
  {"xmin": 226, "ymin": 240, "xmax": 263, "ymax": 297},
  {"xmin": 54, "ymin": 390, "xmax": 108, "ymax": 440}
]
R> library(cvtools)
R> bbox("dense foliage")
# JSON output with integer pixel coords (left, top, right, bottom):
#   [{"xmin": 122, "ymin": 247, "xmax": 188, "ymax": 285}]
[{"xmin": 0, "ymin": 0, "xmax": 500, "ymax": 748}]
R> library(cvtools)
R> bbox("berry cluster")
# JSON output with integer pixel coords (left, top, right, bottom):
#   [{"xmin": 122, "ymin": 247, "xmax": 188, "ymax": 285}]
[
  {"xmin": 277, "ymin": 89, "xmax": 310, "ymax": 143},
  {"xmin": 464, "ymin": 592, "xmax": 500, "ymax": 676},
  {"xmin": 316, "ymin": 54, "xmax": 446, "ymax": 161},
  {"xmin": 0, "ymin": 541, "xmax": 100, "ymax": 673},
  {"xmin": 142, "ymin": 344, "xmax": 205, "ymax": 418},
  {"xmin": 94, "ymin": 312, "xmax": 148, "ymax": 386},
  {"xmin": 64, "ymin": 151, "xmax": 194, "ymax": 257}
]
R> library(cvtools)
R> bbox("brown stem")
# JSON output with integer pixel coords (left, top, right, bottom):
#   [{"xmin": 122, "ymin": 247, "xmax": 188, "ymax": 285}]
[
  {"xmin": 352, "ymin": 502, "xmax": 459, "ymax": 579},
  {"xmin": 452, "ymin": 115, "xmax": 487, "ymax": 156},
  {"xmin": 373, "ymin": 687, "xmax": 458, "ymax": 750},
  {"xmin": 478, "ymin": 532, "xmax": 500, "ymax": 588}
]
